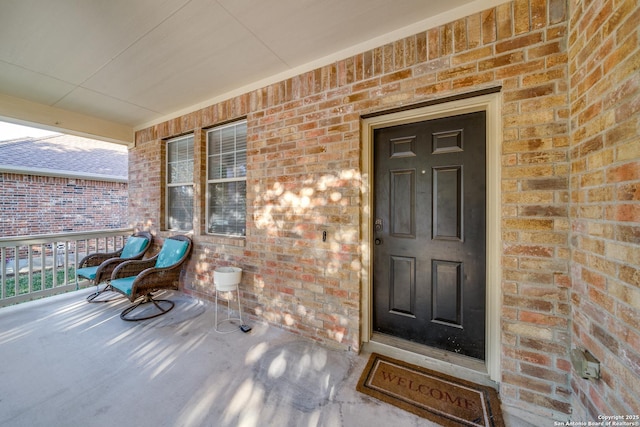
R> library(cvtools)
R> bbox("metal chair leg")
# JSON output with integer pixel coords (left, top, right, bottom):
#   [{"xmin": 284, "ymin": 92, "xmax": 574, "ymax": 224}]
[
  {"xmin": 86, "ymin": 282, "xmax": 122, "ymax": 303},
  {"xmin": 120, "ymin": 294, "xmax": 175, "ymax": 321}
]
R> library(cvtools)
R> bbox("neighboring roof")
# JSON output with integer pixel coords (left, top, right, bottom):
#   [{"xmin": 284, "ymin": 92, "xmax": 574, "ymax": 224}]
[{"xmin": 0, "ymin": 134, "xmax": 128, "ymax": 182}]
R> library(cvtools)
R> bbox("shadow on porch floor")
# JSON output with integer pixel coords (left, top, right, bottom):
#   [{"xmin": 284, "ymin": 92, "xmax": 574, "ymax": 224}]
[{"xmin": 0, "ymin": 289, "xmax": 533, "ymax": 426}]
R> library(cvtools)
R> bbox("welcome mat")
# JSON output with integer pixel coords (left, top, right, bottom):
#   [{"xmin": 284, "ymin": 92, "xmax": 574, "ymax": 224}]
[{"xmin": 357, "ymin": 353, "xmax": 504, "ymax": 427}]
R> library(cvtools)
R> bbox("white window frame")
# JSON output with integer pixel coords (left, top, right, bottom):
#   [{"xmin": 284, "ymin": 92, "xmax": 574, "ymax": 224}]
[
  {"xmin": 206, "ymin": 120, "xmax": 247, "ymax": 237},
  {"xmin": 166, "ymin": 134, "xmax": 194, "ymax": 231}
]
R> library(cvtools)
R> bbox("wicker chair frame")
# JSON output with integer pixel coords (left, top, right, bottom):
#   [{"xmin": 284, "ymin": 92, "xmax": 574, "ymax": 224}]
[
  {"xmin": 77, "ymin": 231, "xmax": 153, "ymax": 302},
  {"xmin": 110, "ymin": 235, "xmax": 192, "ymax": 321}
]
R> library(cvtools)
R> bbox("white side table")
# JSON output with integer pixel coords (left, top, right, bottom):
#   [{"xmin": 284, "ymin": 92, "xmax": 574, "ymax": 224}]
[{"xmin": 214, "ymin": 267, "xmax": 243, "ymax": 333}]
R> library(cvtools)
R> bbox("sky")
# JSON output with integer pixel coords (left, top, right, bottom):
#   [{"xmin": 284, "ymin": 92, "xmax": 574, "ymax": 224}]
[{"xmin": 0, "ymin": 121, "xmax": 59, "ymax": 141}]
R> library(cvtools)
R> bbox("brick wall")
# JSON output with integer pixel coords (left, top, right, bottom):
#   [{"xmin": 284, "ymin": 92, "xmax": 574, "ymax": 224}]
[
  {"xmin": 568, "ymin": 0, "xmax": 640, "ymax": 419},
  {"xmin": 0, "ymin": 173, "xmax": 129, "ymax": 236},
  {"xmin": 132, "ymin": 0, "xmax": 588, "ymax": 419}
]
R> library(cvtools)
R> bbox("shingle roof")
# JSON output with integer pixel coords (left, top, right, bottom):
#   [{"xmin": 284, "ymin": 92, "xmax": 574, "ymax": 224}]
[{"xmin": 0, "ymin": 134, "xmax": 128, "ymax": 180}]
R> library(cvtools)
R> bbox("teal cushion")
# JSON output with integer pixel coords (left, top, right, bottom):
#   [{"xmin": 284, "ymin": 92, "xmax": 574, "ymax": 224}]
[
  {"xmin": 155, "ymin": 239, "xmax": 189, "ymax": 268},
  {"xmin": 76, "ymin": 266, "xmax": 98, "ymax": 280},
  {"xmin": 110, "ymin": 276, "xmax": 136, "ymax": 297},
  {"xmin": 120, "ymin": 236, "xmax": 148, "ymax": 259}
]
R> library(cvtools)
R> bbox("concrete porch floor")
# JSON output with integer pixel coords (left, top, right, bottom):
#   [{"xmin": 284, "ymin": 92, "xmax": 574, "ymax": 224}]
[{"xmin": 0, "ymin": 289, "xmax": 528, "ymax": 427}]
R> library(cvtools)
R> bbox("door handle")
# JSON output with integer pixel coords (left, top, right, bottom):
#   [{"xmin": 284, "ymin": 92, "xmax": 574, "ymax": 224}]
[{"xmin": 375, "ymin": 238, "xmax": 382, "ymax": 245}]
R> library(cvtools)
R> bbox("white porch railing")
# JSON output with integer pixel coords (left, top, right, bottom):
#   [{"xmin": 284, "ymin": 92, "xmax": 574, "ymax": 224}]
[{"xmin": 0, "ymin": 228, "xmax": 134, "ymax": 307}]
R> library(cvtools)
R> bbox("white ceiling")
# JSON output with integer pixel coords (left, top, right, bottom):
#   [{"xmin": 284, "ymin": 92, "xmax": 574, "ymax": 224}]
[{"xmin": 0, "ymin": 0, "xmax": 484, "ymax": 133}]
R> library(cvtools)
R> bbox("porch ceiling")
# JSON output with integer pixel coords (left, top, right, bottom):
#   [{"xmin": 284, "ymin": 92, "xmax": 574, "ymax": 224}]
[{"xmin": 0, "ymin": 0, "xmax": 490, "ymax": 141}]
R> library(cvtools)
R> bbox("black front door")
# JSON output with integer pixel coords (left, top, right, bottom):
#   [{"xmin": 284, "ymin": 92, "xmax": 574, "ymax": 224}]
[{"xmin": 373, "ymin": 111, "xmax": 486, "ymax": 360}]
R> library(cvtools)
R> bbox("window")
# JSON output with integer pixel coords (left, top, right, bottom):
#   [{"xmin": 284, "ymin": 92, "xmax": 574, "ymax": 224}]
[
  {"xmin": 206, "ymin": 121, "xmax": 246, "ymax": 236},
  {"xmin": 166, "ymin": 134, "xmax": 194, "ymax": 231}
]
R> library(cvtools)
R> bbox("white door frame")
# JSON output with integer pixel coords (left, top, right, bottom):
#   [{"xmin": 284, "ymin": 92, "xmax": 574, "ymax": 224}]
[{"xmin": 360, "ymin": 92, "xmax": 502, "ymax": 383}]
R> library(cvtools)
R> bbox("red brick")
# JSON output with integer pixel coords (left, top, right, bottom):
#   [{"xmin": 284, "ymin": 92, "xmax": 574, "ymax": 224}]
[
  {"xmin": 453, "ymin": 18, "xmax": 467, "ymax": 52},
  {"xmin": 496, "ymin": 33, "xmax": 544, "ymax": 54},
  {"xmin": 549, "ymin": 0, "xmax": 566, "ymax": 24},
  {"xmin": 504, "ymin": 244, "xmax": 554, "ymax": 257},
  {"xmin": 502, "ymin": 372, "xmax": 553, "ymax": 393},
  {"xmin": 514, "ymin": 0, "xmax": 530, "ymax": 34},
  {"xmin": 481, "ymin": 9, "xmax": 496, "ymax": 44},
  {"xmin": 521, "ymin": 390, "xmax": 571, "ymax": 414},
  {"xmin": 504, "ymin": 83, "xmax": 555, "ymax": 101},
  {"xmin": 607, "ymin": 162, "xmax": 640, "ymax": 183},
  {"xmin": 467, "ymin": 13, "xmax": 481, "ymax": 48},
  {"xmin": 531, "ymin": 0, "xmax": 547, "ymax": 29},
  {"xmin": 520, "ymin": 311, "xmax": 568, "ymax": 328},
  {"xmin": 442, "ymin": 23, "xmax": 454, "ymax": 56},
  {"xmin": 427, "ymin": 27, "xmax": 440, "ymax": 60},
  {"xmin": 608, "ymin": 204, "xmax": 640, "ymax": 222},
  {"xmin": 416, "ymin": 32, "xmax": 427, "ymax": 63},
  {"xmin": 496, "ymin": 2, "xmax": 513, "ymax": 40}
]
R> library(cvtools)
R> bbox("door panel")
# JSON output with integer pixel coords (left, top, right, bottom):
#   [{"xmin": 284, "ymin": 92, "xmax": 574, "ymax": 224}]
[
  {"xmin": 432, "ymin": 259, "xmax": 463, "ymax": 327},
  {"xmin": 389, "ymin": 255, "xmax": 416, "ymax": 316},
  {"xmin": 390, "ymin": 169, "xmax": 415, "ymax": 237},
  {"xmin": 433, "ymin": 166, "xmax": 462, "ymax": 240},
  {"xmin": 373, "ymin": 111, "xmax": 486, "ymax": 360}
]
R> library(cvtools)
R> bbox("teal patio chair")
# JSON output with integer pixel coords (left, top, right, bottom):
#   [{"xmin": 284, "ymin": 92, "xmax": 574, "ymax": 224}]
[
  {"xmin": 109, "ymin": 235, "xmax": 192, "ymax": 321},
  {"xmin": 76, "ymin": 231, "xmax": 153, "ymax": 302}
]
